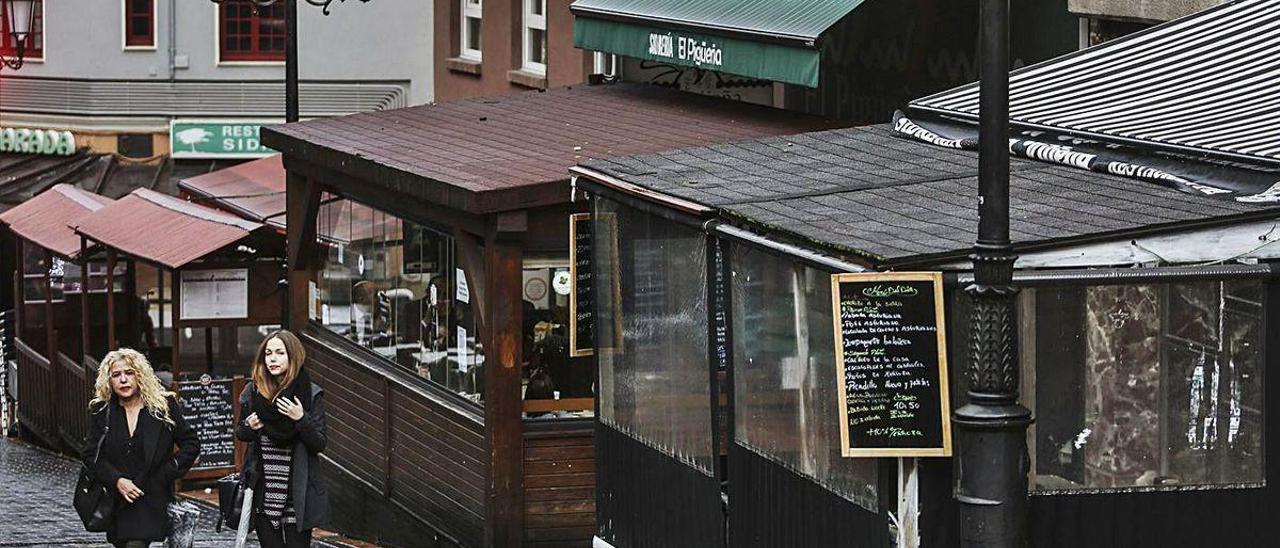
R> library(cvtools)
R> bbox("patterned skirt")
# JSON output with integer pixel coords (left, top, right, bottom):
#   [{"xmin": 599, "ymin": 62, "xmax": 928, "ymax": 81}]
[{"xmin": 260, "ymin": 439, "xmax": 297, "ymax": 529}]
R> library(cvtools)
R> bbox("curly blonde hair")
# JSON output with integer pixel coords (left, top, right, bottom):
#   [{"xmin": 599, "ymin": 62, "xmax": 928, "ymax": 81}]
[{"xmin": 90, "ymin": 348, "xmax": 175, "ymax": 425}]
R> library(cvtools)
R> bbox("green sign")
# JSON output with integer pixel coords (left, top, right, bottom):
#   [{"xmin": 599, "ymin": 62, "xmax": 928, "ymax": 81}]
[
  {"xmin": 0, "ymin": 127, "xmax": 77, "ymax": 156},
  {"xmin": 170, "ymin": 119, "xmax": 279, "ymax": 159},
  {"xmin": 574, "ymin": 18, "xmax": 822, "ymax": 87}
]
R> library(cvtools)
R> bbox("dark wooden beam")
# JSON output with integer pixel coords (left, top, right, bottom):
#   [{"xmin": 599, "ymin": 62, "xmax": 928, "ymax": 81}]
[
  {"xmin": 125, "ymin": 260, "xmax": 137, "ymax": 349},
  {"xmin": 79, "ymin": 237, "xmax": 89, "ymax": 360},
  {"xmin": 285, "ymin": 172, "xmax": 321, "ymax": 331},
  {"xmin": 43, "ymin": 249, "xmax": 55, "ymax": 362},
  {"xmin": 483, "ymin": 237, "xmax": 524, "ymax": 548},
  {"xmin": 106, "ymin": 249, "xmax": 117, "ymax": 350},
  {"xmin": 171, "ymin": 269, "xmax": 182, "ymax": 381}
]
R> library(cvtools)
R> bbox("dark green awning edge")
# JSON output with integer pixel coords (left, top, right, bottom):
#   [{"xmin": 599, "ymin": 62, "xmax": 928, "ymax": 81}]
[{"xmin": 574, "ymin": 18, "xmax": 821, "ymax": 87}]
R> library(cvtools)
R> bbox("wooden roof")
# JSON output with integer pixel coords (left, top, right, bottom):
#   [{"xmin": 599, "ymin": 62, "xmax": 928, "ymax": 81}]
[
  {"xmin": 0, "ymin": 185, "xmax": 113, "ymax": 259},
  {"xmin": 261, "ymin": 83, "xmax": 841, "ymax": 214}
]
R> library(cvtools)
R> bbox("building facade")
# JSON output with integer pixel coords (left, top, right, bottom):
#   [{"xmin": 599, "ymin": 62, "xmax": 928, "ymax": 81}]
[{"xmin": 0, "ymin": 0, "xmax": 432, "ymax": 157}]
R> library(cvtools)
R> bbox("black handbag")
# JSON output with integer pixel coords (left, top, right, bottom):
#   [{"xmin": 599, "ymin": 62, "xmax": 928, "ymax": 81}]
[
  {"xmin": 74, "ymin": 403, "xmax": 115, "ymax": 532},
  {"xmin": 216, "ymin": 472, "xmax": 247, "ymax": 532}
]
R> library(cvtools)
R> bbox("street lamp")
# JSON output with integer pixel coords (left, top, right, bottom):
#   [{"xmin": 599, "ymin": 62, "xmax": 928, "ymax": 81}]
[
  {"xmin": 1, "ymin": 0, "xmax": 38, "ymax": 70},
  {"xmin": 952, "ymin": 0, "xmax": 1032, "ymax": 546},
  {"xmin": 209, "ymin": 0, "xmax": 370, "ymax": 122}
]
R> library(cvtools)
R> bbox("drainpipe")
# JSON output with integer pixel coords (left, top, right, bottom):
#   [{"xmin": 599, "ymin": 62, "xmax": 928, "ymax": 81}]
[
  {"xmin": 168, "ymin": 0, "xmax": 177, "ymax": 81},
  {"xmin": 952, "ymin": 0, "xmax": 1033, "ymax": 545}
]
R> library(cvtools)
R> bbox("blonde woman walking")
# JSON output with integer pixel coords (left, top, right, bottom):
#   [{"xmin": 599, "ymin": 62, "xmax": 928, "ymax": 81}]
[{"xmin": 82, "ymin": 348, "xmax": 201, "ymax": 547}]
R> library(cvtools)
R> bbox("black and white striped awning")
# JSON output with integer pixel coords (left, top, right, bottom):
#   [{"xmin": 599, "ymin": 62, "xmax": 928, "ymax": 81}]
[{"xmin": 910, "ymin": 0, "xmax": 1280, "ymax": 167}]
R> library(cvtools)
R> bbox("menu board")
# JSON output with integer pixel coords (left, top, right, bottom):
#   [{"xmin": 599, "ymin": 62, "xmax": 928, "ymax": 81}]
[
  {"xmin": 178, "ymin": 375, "xmax": 237, "ymax": 470},
  {"xmin": 180, "ymin": 268, "xmax": 249, "ymax": 320},
  {"xmin": 569, "ymin": 214, "xmax": 594, "ymax": 357},
  {"xmin": 832, "ymin": 272, "xmax": 951, "ymax": 458}
]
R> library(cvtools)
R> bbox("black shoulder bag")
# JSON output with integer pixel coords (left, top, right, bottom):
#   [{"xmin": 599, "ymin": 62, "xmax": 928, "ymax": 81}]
[{"xmin": 74, "ymin": 402, "xmax": 115, "ymax": 532}]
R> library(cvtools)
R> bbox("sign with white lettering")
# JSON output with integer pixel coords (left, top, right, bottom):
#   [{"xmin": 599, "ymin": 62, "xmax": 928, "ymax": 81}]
[
  {"xmin": 169, "ymin": 119, "xmax": 279, "ymax": 159},
  {"xmin": 0, "ymin": 127, "xmax": 77, "ymax": 156},
  {"xmin": 832, "ymin": 272, "xmax": 951, "ymax": 458}
]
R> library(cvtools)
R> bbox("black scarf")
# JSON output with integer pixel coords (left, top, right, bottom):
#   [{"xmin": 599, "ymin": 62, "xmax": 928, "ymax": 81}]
[{"xmin": 250, "ymin": 370, "xmax": 312, "ymax": 445}]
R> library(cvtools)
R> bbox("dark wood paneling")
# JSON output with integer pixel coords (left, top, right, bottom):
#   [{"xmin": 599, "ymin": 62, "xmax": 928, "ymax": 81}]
[
  {"xmin": 16, "ymin": 337, "xmax": 57, "ymax": 448},
  {"xmin": 524, "ymin": 426, "xmax": 596, "ymax": 548},
  {"xmin": 595, "ymin": 424, "xmax": 720, "ymax": 548},
  {"xmin": 302, "ymin": 329, "xmax": 489, "ymax": 548},
  {"xmin": 728, "ymin": 442, "xmax": 892, "ymax": 548}
]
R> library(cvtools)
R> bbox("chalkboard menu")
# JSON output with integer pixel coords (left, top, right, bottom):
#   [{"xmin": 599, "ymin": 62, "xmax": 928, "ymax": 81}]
[
  {"xmin": 178, "ymin": 375, "xmax": 238, "ymax": 470},
  {"xmin": 569, "ymin": 213, "xmax": 594, "ymax": 357},
  {"xmin": 831, "ymin": 272, "xmax": 951, "ymax": 458}
]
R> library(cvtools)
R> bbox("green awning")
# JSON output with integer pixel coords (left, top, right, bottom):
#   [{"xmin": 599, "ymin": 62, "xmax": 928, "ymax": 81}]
[{"xmin": 571, "ymin": 0, "xmax": 865, "ymax": 88}]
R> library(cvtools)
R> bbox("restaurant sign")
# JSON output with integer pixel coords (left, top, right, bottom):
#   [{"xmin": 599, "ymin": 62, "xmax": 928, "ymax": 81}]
[
  {"xmin": 170, "ymin": 119, "xmax": 278, "ymax": 159},
  {"xmin": 574, "ymin": 17, "xmax": 821, "ymax": 87},
  {"xmin": 0, "ymin": 127, "xmax": 77, "ymax": 156}
]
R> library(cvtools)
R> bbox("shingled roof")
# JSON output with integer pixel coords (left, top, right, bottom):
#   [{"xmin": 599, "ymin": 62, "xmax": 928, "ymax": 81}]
[
  {"xmin": 261, "ymin": 83, "xmax": 840, "ymax": 214},
  {"xmin": 580, "ymin": 125, "xmax": 1280, "ymax": 267}
]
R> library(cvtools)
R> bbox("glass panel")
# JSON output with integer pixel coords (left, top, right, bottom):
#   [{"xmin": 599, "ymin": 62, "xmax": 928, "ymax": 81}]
[
  {"xmin": 594, "ymin": 198, "xmax": 714, "ymax": 474},
  {"xmin": 466, "ymin": 17, "xmax": 482, "ymax": 51},
  {"xmin": 528, "ymin": 28, "xmax": 546, "ymax": 65},
  {"xmin": 316, "ymin": 199, "xmax": 479, "ymax": 405},
  {"xmin": 1025, "ymin": 281, "xmax": 1264, "ymax": 492},
  {"xmin": 731, "ymin": 244, "xmax": 879, "ymax": 510}
]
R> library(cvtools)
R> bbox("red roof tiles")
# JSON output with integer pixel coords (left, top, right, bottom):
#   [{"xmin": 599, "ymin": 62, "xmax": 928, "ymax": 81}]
[
  {"xmin": 0, "ymin": 185, "xmax": 113, "ymax": 258},
  {"xmin": 178, "ymin": 155, "xmax": 285, "ymax": 222},
  {"xmin": 74, "ymin": 188, "xmax": 263, "ymax": 269}
]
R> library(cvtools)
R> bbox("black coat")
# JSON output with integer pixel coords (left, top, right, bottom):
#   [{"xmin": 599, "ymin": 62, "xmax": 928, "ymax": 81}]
[
  {"xmin": 235, "ymin": 381, "xmax": 330, "ymax": 532},
  {"xmin": 82, "ymin": 397, "xmax": 201, "ymax": 542}
]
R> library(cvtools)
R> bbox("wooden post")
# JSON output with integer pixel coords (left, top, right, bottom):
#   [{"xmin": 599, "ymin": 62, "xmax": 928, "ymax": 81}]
[
  {"xmin": 105, "ymin": 249, "xmax": 117, "ymax": 350},
  {"xmin": 80, "ymin": 237, "xmax": 90, "ymax": 360},
  {"xmin": 13, "ymin": 239, "xmax": 22, "ymax": 333},
  {"xmin": 43, "ymin": 250, "xmax": 56, "ymax": 363},
  {"xmin": 172, "ymin": 269, "xmax": 182, "ymax": 382},
  {"xmin": 125, "ymin": 260, "xmax": 137, "ymax": 348},
  {"xmin": 285, "ymin": 172, "xmax": 323, "ymax": 330},
  {"xmin": 483, "ymin": 231, "xmax": 524, "ymax": 548},
  {"xmin": 232, "ymin": 375, "xmax": 246, "ymax": 470}
]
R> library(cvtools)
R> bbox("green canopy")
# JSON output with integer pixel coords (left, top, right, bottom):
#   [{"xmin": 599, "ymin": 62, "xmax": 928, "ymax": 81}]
[{"xmin": 571, "ymin": 0, "xmax": 865, "ymax": 88}]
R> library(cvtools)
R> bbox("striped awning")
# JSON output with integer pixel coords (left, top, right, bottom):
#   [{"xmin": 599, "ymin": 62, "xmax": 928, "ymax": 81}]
[{"xmin": 910, "ymin": 0, "xmax": 1280, "ymax": 166}]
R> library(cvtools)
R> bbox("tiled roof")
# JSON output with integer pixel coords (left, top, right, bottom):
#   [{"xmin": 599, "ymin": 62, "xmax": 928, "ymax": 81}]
[
  {"xmin": 178, "ymin": 155, "xmax": 285, "ymax": 222},
  {"xmin": 0, "ymin": 185, "xmax": 113, "ymax": 259},
  {"xmin": 582, "ymin": 125, "xmax": 1280, "ymax": 265},
  {"xmin": 262, "ymin": 83, "xmax": 841, "ymax": 214},
  {"xmin": 75, "ymin": 189, "xmax": 262, "ymax": 269}
]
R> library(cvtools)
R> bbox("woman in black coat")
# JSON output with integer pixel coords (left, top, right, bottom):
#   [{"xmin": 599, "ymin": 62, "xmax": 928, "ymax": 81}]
[
  {"xmin": 83, "ymin": 348, "xmax": 201, "ymax": 548},
  {"xmin": 236, "ymin": 329, "xmax": 329, "ymax": 547}
]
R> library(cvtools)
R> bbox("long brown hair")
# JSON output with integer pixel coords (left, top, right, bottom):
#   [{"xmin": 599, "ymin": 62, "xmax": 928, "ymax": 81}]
[{"xmin": 252, "ymin": 329, "xmax": 306, "ymax": 400}]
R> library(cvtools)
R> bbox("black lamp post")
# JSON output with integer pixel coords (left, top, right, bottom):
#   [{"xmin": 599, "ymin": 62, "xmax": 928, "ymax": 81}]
[
  {"xmin": 210, "ymin": 0, "xmax": 369, "ymax": 123},
  {"xmin": 1, "ymin": 0, "xmax": 37, "ymax": 70},
  {"xmin": 952, "ymin": 0, "xmax": 1032, "ymax": 545}
]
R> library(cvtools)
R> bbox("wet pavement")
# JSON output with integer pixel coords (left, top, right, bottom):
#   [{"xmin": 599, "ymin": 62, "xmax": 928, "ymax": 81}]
[{"xmin": 0, "ymin": 435, "xmax": 338, "ymax": 547}]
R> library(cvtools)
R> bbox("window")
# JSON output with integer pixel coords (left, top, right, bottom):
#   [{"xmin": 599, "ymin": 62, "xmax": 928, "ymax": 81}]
[
  {"xmin": 0, "ymin": 0, "xmax": 43, "ymax": 60},
  {"xmin": 521, "ymin": 0, "xmax": 546, "ymax": 73},
  {"xmin": 459, "ymin": 0, "xmax": 482, "ymax": 60},
  {"xmin": 522, "ymin": 257, "xmax": 594, "ymax": 418},
  {"xmin": 594, "ymin": 198, "xmax": 715, "ymax": 474},
  {"xmin": 219, "ymin": 1, "xmax": 286, "ymax": 62},
  {"xmin": 952, "ymin": 280, "xmax": 1265, "ymax": 493},
  {"xmin": 123, "ymin": 0, "xmax": 155, "ymax": 48},
  {"xmin": 316, "ymin": 199, "xmax": 484, "ymax": 406},
  {"xmin": 731, "ymin": 243, "xmax": 880, "ymax": 510}
]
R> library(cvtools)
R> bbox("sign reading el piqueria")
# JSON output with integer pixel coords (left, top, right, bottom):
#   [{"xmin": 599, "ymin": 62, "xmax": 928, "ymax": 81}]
[
  {"xmin": 832, "ymin": 272, "xmax": 952, "ymax": 458},
  {"xmin": 0, "ymin": 127, "xmax": 77, "ymax": 156}
]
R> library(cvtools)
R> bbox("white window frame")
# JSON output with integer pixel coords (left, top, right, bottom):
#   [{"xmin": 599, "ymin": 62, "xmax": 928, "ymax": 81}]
[
  {"xmin": 460, "ymin": 0, "xmax": 482, "ymax": 61},
  {"xmin": 521, "ymin": 0, "xmax": 546, "ymax": 74}
]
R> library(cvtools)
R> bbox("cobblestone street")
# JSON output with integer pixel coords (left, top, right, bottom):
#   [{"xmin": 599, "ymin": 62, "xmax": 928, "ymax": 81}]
[{"xmin": 0, "ymin": 436, "xmax": 288, "ymax": 547}]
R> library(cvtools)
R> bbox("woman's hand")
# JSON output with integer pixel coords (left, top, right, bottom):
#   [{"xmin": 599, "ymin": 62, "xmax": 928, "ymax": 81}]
[
  {"xmin": 245, "ymin": 412, "xmax": 264, "ymax": 430},
  {"xmin": 276, "ymin": 396, "xmax": 305, "ymax": 421},
  {"xmin": 116, "ymin": 478, "xmax": 144, "ymax": 503}
]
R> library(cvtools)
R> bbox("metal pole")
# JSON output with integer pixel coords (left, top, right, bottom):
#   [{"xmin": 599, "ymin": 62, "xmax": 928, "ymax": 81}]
[
  {"xmin": 953, "ymin": 0, "xmax": 1032, "ymax": 544},
  {"xmin": 285, "ymin": 0, "xmax": 299, "ymax": 123}
]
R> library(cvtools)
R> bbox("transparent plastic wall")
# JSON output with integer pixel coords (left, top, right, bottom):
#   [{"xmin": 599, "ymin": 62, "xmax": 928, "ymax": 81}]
[
  {"xmin": 593, "ymin": 198, "xmax": 715, "ymax": 474},
  {"xmin": 730, "ymin": 244, "xmax": 879, "ymax": 511},
  {"xmin": 1013, "ymin": 281, "xmax": 1265, "ymax": 493}
]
